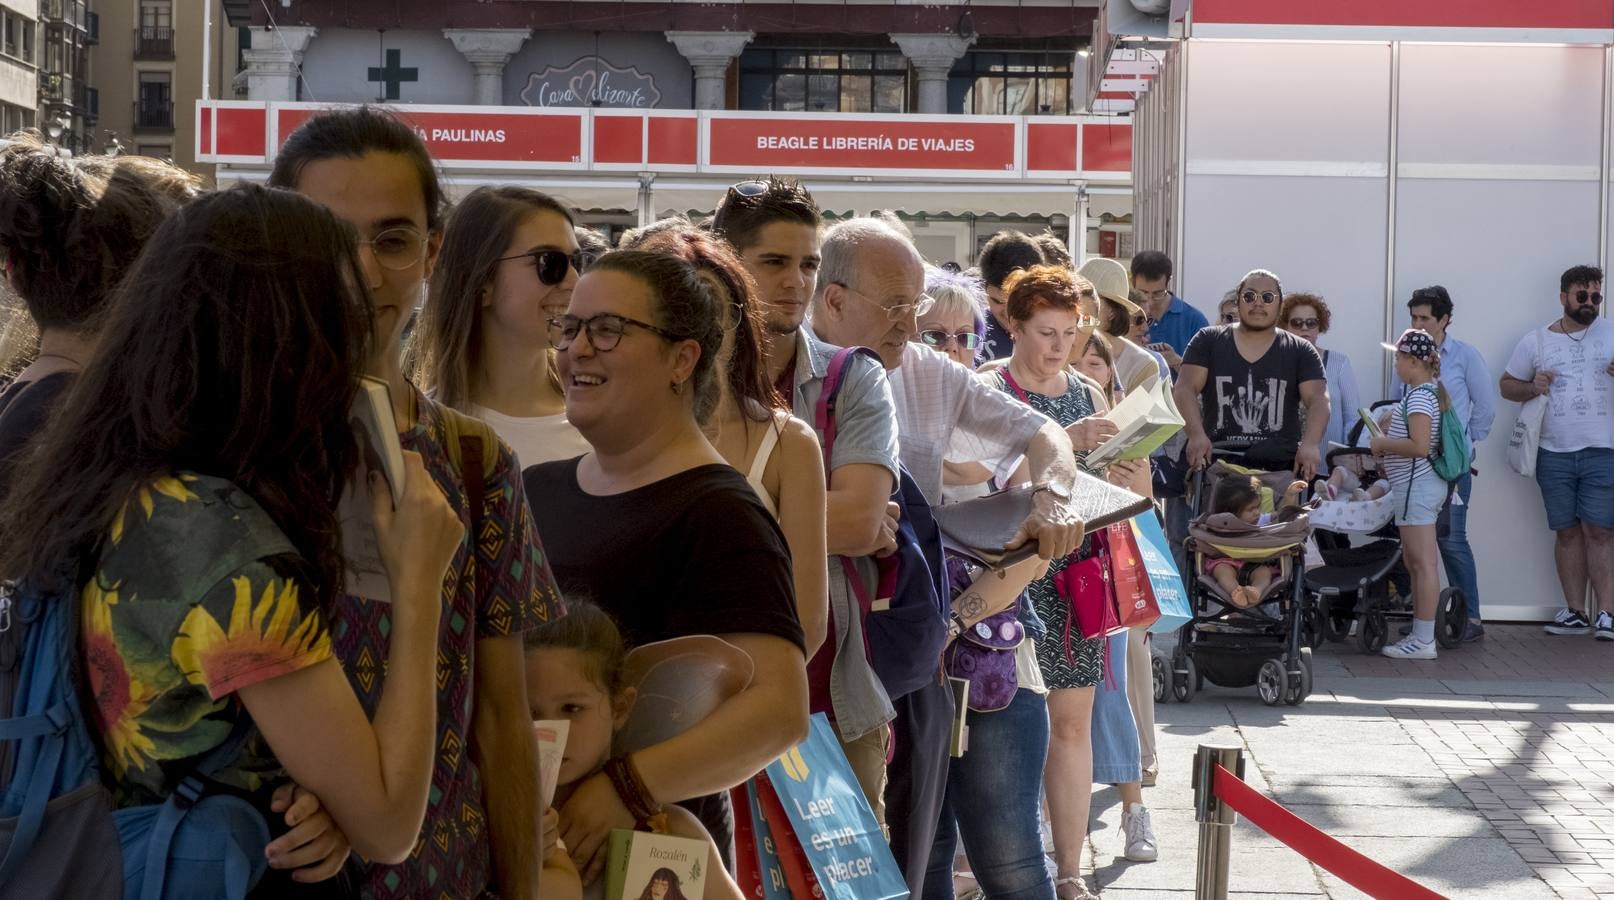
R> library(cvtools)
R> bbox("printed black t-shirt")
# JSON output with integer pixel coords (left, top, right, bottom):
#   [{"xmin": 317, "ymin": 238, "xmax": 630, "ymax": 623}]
[{"xmin": 1182, "ymin": 325, "xmax": 1326, "ymax": 450}]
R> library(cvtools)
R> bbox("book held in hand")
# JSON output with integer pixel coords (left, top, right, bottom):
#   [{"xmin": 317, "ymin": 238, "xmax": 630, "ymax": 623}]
[
  {"xmin": 605, "ymin": 830, "xmax": 708, "ymax": 900},
  {"xmin": 533, "ymin": 720, "xmax": 569, "ymax": 811},
  {"xmin": 1358, "ymin": 406, "xmax": 1385, "ymax": 438},
  {"xmin": 933, "ymin": 472, "xmax": 1153, "ymax": 567},
  {"xmin": 1084, "ymin": 378, "xmax": 1185, "ymax": 468},
  {"xmin": 337, "ymin": 376, "xmax": 407, "ymax": 604}
]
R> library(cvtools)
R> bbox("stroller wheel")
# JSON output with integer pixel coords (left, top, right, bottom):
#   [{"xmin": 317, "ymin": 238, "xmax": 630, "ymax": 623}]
[
  {"xmin": 1301, "ymin": 605, "xmax": 1325, "ymax": 649},
  {"xmin": 1284, "ymin": 647, "xmax": 1313, "ymax": 706},
  {"xmin": 1257, "ymin": 659, "xmax": 1286, "ymax": 706},
  {"xmin": 1358, "ymin": 610, "xmax": 1388, "ymax": 654},
  {"xmin": 1152, "ymin": 654, "xmax": 1169, "ymax": 704},
  {"xmin": 1436, "ymin": 588, "xmax": 1467, "ymax": 649},
  {"xmin": 1171, "ymin": 657, "xmax": 1197, "ymax": 703},
  {"xmin": 1324, "ymin": 609, "xmax": 1353, "ymax": 643}
]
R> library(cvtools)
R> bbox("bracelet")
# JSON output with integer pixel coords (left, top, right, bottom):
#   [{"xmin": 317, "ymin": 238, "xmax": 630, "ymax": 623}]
[{"xmin": 604, "ymin": 755, "xmax": 660, "ymax": 827}]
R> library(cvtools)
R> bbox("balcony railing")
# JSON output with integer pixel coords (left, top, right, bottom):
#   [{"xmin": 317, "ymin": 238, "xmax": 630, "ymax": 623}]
[
  {"xmin": 40, "ymin": 73, "xmax": 71, "ymax": 104},
  {"xmin": 41, "ymin": 0, "xmax": 89, "ymax": 31},
  {"xmin": 134, "ymin": 100, "xmax": 173, "ymax": 133},
  {"xmin": 135, "ymin": 26, "xmax": 174, "ymax": 60}
]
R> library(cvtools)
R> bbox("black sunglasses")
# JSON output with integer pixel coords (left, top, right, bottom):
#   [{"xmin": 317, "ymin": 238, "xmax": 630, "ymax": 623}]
[
  {"xmin": 498, "ymin": 249, "xmax": 584, "ymax": 286},
  {"xmin": 1573, "ymin": 289, "xmax": 1604, "ymax": 306},
  {"xmin": 1240, "ymin": 290, "xmax": 1280, "ymax": 306},
  {"xmin": 1288, "ymin": 317, "xmax": 1321, "ymax": 330}
]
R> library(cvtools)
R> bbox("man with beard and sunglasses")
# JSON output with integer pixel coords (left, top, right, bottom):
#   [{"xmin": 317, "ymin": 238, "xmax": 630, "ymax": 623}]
[
  {"xmin": 1501, "ymin": 264, "xmax": 1614, "ymax": 642},
  {"xmin": 1174, "ymin": 268, "xmax": 1329, "ymax": 481}
]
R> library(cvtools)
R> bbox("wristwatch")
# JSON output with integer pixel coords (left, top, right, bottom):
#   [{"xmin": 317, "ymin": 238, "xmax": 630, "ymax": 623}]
[
  {"xmin": 1034, "ymin": 481, "xmax": 1072, "ymax": 502},
  {"xmin": 947, "ymin": 611, "xmax": 967, "ymax": 640}
]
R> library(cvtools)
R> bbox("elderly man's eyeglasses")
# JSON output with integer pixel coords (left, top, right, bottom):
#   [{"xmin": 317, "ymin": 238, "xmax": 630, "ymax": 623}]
[
  {"xmin": 1572, "ymin": 289, "xmax": 1604, "ymax": 306},
  {"xmin": 1240, "ymin": 290, "xmax": 1280, "ymax": 306},
  {"xmin": 920, "ymin": 329, "xmax": 981, "ymax": 350},
  {"xmin": 547, "ymin": 313, "xmax": 683, "ymax": 352},
  {"xmin": 359, "ymin": 227, "xmax": 429, "ymax": 271},
  {"xmin": 499, "ymin": 249, "xmax": 584, "ymax": 286},
  {"xmin": 839, "ymin": 283, "xmax": 936, "ymax": 321}
]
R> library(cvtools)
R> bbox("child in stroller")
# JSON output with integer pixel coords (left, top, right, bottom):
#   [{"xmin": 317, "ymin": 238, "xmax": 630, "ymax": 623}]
[{"xmin": 1203, "ymin": 474, "xmax": 1307, "ymax": 608}]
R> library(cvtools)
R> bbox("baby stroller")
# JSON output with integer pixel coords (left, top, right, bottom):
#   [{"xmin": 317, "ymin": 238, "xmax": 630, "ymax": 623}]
[
  {"xmin": 1156, "ymin": 450, "xmax": 1316, "ymax": 707},
  {"xmin": 1305, "ymin": 402, "xmax": 1467, "ymax": 653}
]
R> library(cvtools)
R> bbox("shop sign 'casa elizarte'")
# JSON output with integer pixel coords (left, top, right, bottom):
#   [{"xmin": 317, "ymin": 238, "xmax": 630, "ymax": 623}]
[{"xmin": 521, "ymin": 57, "xmax": 662, "ymax": 109}]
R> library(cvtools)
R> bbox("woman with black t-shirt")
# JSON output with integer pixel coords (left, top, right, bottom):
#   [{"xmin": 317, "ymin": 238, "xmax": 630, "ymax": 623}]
[{"xmin": 524, "ymin": 251, "xmax": 808, "ymax": 885}]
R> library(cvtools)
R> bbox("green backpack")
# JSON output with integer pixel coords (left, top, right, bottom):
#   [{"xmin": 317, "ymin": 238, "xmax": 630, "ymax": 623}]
[{"xmin": 1403, "ymin": 384, "xmax": 1470, "ymax": 482}]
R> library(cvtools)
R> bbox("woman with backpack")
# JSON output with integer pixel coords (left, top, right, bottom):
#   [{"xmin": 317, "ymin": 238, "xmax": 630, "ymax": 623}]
[
  {"xmin": 408, "ymin": 185, "xmax": 592, "ymax": 469},
  {"xmin": 0, "ymin": 184, "xmax": 463, "ymax": 896},
  {"xmin": 523, "ymin": 250, "xmax": 808, "ymax": 886},
  {"xmin": 1371, "ymin": 328, "xmax": 1449, "ymax": 660}
]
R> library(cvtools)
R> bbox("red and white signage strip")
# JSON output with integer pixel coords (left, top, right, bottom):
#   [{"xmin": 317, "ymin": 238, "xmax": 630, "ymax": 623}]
[
  {"xmin": 1191, "ymin": 0, "xmax": 1614, "ymax": 42},
  {"xmin": 702, "ymin": 111, "xmax": 1021, "ymax": 179},
  {"xmin": 195, "ymin": 102, "xmax": 1132, "ymax": 182}
]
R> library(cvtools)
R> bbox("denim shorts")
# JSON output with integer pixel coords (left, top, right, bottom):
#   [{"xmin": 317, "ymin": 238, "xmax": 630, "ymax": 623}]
[
  {"xmin": 1536, "ymin": 447, "xmax": 1614, "ymax": 531},
  {"xmin": 1393, "ymin": 470, "xmax": 1448, "ymax": 527}
]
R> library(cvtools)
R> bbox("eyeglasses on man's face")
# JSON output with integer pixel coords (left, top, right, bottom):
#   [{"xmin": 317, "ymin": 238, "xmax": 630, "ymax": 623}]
[
  {"xmin": 919, "ymin": 329, "xmax": 981, "ymax": 350},
  {"xmin": 359, "ymin": 226, "xmax": 429, "ymax": 271},
  {"xmin": 499, "ymin": 248, "xmax": 585, "ymax": 286},
  {"xmin": 547, "ymin": 312, "xmax": 683, "ymax": 352},
  {"xmin": 839, "ymin": 283, "xmax": 936, "ymax": 321},
  {"xmin": 1240, "ymin": 290, "xmax": 1280, "ymax": 306}
]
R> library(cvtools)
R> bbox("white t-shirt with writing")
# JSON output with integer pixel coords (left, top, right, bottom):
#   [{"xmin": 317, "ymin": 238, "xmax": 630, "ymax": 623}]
[
  {"xmin": 1504, "ymin": 318, "xmax": 1614, "ymax": 453},
  {"xmin": 467, "ymin": 404, "xmax": 591, "ymax": 470}
]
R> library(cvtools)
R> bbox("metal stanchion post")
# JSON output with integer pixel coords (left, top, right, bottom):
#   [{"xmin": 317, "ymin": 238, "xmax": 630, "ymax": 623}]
[{"xmin": 1193, "ymin": 744, "xmax": 1246, "ymax": 900}]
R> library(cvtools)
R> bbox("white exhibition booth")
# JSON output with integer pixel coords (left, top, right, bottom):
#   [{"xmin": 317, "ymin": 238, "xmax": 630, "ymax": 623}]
[{"xmin": 1130, "ymin": 2, "xmax": 1614, "ymax": 621}]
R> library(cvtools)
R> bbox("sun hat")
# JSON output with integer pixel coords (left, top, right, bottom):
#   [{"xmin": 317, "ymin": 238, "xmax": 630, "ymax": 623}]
[
  {"xmin": 1381, "ymin": 328, "xmax": 1439, "ymax": 361},
  {"xmin": 1077, "ymin": 257, "xmax": 1145, "ymax": 318}
]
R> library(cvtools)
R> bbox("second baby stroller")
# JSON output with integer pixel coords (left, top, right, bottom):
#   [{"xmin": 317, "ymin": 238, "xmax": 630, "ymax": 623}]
[{"xmin": 1158, "ymin": 454, "xmax": 1316, "ymax": 707}]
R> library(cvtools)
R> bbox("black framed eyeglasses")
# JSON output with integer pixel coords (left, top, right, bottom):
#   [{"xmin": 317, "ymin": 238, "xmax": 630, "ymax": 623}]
[
  {"xmin": 1573, "ymin": 289, "xmax": 1604, "ymax": 306},
  {"xmin": 1219, "ymin": 311, "xmax": 1238, "ymax": 323},
  {"xmin": 547, "ymin": 313, "xmax": 683, "ymax": 352},
  {"xmin": 358, "ymin": 226, "xmax": 428, "ymax": 271},
  {"xmin": 1240, "ymin": 290, "xmax": 1280, "ymax": 306},
  {"xmin": 1130, "ymin": 313, "xmax": 1149, "ymax": 327},
  {"xmin": 919, "ymin": 329, "xmax": 981, "ymax": 350},
  {"xmin": 1288, "ymin": 317, "xmax": 1321, "ymax": 330},
  {"xmin": 500, "ymin": 249, "xmax": 584, "ymax": 286}
]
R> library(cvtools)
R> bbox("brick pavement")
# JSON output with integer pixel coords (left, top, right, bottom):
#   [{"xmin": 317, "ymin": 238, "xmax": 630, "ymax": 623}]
[{"xmin": 1099, "ymin": 623, "xmax": 1614, "ymax": 898}]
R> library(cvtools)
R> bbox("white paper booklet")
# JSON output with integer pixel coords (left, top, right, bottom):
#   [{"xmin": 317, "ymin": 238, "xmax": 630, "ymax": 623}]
[
  {"xmin": 338, "ymin": 376, "xmax": 407, "ymax": 604},
  {"xmin": 1085, "ymin": 377, "xmax": 1185, "ymax": 467}
]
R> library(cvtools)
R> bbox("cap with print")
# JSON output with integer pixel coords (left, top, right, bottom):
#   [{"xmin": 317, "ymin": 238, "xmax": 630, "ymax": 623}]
[{"xmin": 1381, "ymin": 327, "xmax": 1438, "ymax": 361}]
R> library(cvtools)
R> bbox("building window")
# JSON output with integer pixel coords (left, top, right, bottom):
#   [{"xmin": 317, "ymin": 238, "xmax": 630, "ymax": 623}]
[
  {"xmin": 739, "ymin": 50, "xmax": 907, "ymax": 113},
  {"xmin": 140, "ymin": 0, "xmax": 173, "ymax": 30},
  {"xmin": 135, "ymin": 142, "xmax": 170, "ymax": 159},
  {"xmin": 136, "ymin": 71, "xmax": 173, "ymax": 132},
  {"xmin": 948, "ymin": 52, "xmax": 1073, "ymax": 116},
  {"xmin": 0, "ymin": 103, "xmax": 32, "ymax": 134}
]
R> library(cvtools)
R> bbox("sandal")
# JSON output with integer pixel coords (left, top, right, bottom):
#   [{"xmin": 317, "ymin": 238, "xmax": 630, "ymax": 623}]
[{"xmin": 1055, "ymin": 875, "xmax": 1098, "ymax": 900}]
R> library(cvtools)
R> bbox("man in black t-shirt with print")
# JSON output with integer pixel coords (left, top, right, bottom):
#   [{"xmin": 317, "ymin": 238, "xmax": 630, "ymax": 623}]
[{"xmin": 1174, "ymin": 268, "xmax": 1330, "ymax": 480}]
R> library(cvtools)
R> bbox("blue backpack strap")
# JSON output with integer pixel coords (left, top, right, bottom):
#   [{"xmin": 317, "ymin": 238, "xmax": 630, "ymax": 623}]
[
  {"xmin": 0, "ymin": 701, "xmax": 71, "ymax": 883},
  {"xmin": 138, "ymin": 716, "xmax": 256, "ymax": 900}
]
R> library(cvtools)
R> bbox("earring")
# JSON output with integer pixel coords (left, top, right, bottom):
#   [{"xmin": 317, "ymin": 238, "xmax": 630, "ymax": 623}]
[{"xmin": 671, "ymin": 379, "xmax": 684, "ymax": 395}]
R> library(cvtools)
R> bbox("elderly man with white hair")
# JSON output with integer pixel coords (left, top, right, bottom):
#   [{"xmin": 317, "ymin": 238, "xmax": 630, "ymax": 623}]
[{"xmin": 809, "ymin": 216, "xmax": 1089, "ymax": 900}]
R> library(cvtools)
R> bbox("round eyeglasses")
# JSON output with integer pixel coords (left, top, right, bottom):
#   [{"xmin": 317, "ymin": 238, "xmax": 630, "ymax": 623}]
[{"xmin": 358, "ymin": 227, "xmax": 428, "ymax": 271}]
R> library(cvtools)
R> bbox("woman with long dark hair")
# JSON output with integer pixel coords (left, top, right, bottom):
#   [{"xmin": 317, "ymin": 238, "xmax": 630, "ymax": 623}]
[
  {"xmin": 624, "ymin": 225, "xmax": 828, "ymax": 655},
  {"xmin": 0, "ymin": 184, "xmax": 463, "ymax": 892},
  {"xmin": 524, "ymin": 250, "xmax": 808, "ymax": 885},
  {"xmin": 410, "ymin": 184, "xmax": 590, "ymax": 467}
]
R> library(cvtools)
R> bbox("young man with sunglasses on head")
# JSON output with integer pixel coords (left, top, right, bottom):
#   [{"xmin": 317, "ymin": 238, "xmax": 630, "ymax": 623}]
[
  {"xmin": 1501, "ymin": 264, "xmax": 1614, "ymax": 642},
  {"xmin": 1174, "ymin": 268, "xmax": 1330, "ymax": 481},
  {"xmin": 1390, "ymin": 286, "xmax": 1496, "ymax": 643}
]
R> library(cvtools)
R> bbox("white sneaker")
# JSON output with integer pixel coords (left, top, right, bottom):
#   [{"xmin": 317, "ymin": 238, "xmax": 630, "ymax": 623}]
[
  {"xmin": 1381, "ymin": 637, "xmax": 1437, "ymax": 660},
  {"xmin": 1122, "ymin": 803, "xmax": 1159, "ymax": 861},
  {"xmin": 1596, "ymin": 611, "xmax": 1614, "ymax": 642}
]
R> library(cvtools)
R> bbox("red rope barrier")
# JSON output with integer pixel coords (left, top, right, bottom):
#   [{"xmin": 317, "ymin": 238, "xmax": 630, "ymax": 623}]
[{"xmin": 1212, "ymin": 764, "xmax": 1447, "ymax": 899}]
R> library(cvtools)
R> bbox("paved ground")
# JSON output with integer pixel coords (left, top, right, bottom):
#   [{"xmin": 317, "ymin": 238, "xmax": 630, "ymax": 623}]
[{"xmin": 1078, "ymin": 624, "xmax": 1614, "ymax": 898}]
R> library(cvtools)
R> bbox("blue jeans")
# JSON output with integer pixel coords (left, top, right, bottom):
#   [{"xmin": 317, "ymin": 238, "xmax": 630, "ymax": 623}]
[
  {"xmin": 922, "ymin": 689, "xmax": 1054, "ymax": 900},
  {"xmin": 1436, "ymin": 470, "xmax": 1480, "ymax": 620}
]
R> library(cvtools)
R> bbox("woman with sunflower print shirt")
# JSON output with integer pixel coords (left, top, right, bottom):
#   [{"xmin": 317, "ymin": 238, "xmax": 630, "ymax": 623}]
[{"xmin": 0, "ymin": 185, "xmax": 465, "ymax": 894}]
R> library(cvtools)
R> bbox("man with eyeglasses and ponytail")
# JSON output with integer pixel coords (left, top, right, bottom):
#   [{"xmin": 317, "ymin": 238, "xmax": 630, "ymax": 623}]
[
  {"xmin": 1501, "ymin": 264, "xmax": 1614, "ymax": 642},
  {"xmin": 1174, "ymin": 267, "xmax": 1330, "ymax": 482}
]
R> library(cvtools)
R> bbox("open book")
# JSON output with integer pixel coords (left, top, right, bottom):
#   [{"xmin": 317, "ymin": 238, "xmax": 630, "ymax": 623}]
[
  {"xmin": 1358, "ymin": 406, "xmax": 1385, "ymax": 438},
  {"xmin": 934, "ymin": 472, "xmax": 1153, "ymax": 567},
  {"xmin": 338, "ymin": 377, "xmax": 407, "ymax": 604},
  {"xmin": 1084, "ymin": 377, "xmax": 1185, "ymax": 468}
]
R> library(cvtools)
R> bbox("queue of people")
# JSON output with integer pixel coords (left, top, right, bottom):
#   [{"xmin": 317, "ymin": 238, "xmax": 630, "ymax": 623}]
[{"xmin": 0, "ymin": 104, "xmax": 1608, "ymax": 900}]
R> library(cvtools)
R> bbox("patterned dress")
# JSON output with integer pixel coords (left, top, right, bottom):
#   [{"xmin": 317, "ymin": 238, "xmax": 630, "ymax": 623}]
[
  {"xmin": 984, "ymin": 368, "xmax": 1106, "ymax": 690},
  {"xmin": 332, "ymin": 392, "xmax": 557, "ymax": 900}
]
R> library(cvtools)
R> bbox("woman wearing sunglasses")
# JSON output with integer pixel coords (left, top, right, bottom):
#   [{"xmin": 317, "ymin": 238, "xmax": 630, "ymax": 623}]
[
  {"xmin": 1279, "ymin": 292, "xmax": 1358, "ymax": 466},
  {"xmin": 919, "ymin": 265, "xmax": 999, "ymax": 503},
  {"xmin": 410, "ymin": 185, "xmax": 591, "ymax": 469},
  {"xmin": 523, "ymin": 251, "xmax": 808, "ymax": 885}
]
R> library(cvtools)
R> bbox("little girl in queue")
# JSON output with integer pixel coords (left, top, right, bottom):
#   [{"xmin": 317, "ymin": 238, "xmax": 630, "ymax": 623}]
[
  {"xmin": 526, "ymin": 602, "xmax": 745, "ymax": 900},
  {"xmin": 1204, "ymin": 475, "xmax": 1306, "ymax": 607}
]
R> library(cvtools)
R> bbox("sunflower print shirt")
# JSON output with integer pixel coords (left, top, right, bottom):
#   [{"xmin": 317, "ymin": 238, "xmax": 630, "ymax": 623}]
[{"xmin": 82, "ymin": 472, "xmax": 332, "ymax": 808}]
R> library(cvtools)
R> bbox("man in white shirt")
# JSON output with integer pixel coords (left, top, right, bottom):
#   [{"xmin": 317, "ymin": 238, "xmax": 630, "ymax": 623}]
[
  {"xmin": 809, "ymin": 217, "xmax": 1084, "ymax": 898},
  {"xmin": 1499, "ymin": 264, "xmax": 1614, "ymax": 642}
]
